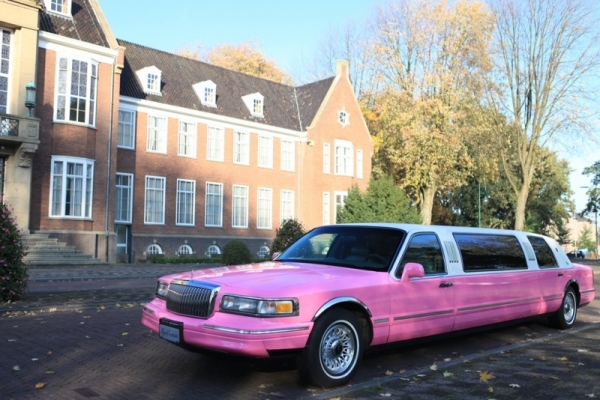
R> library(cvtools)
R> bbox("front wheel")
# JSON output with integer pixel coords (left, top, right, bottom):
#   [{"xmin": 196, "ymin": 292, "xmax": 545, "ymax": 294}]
[
  {"xmin": 297, "ymin": 308, "xmax": 364, "ymax": 388},
  {"xmin": 549, "ymin": 287, "xmax": 577, "ymax": 329}
]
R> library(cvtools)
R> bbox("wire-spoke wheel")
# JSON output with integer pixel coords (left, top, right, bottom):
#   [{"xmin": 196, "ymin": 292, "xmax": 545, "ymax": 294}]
[
  {"xmin": 297, "ymin": 308, "xmax": 364, "ymax": 388},
  {"xmin": 549, "ymin": 287, "xmax": 577, "ymax": 329}
]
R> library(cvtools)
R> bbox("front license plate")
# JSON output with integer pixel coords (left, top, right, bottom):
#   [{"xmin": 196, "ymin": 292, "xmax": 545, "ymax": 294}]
[{"xmin": 159, "ymin": 319, "xmax": 183, "ymax": 344}]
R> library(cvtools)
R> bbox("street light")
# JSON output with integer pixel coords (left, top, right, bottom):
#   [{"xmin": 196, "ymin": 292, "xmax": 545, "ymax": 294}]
[{"xmin": 581, "ymin": 186, "xmax": 598, "ymax": 260}]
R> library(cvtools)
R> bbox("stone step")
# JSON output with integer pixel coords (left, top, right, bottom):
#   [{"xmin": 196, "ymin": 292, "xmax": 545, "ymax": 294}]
[{"xmin": 21, "ymin": 233, "xmax": 106, "ymax": 267}]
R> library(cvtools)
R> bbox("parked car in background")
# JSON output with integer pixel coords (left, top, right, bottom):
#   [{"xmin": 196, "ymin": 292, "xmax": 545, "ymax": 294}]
[
  {"xmin": 142, "ymin": 224, "xmax": 596, "ymax": 388},
  {"xmin": 577, "ymin": 250, "xmax": 586, "ymax": 259}
]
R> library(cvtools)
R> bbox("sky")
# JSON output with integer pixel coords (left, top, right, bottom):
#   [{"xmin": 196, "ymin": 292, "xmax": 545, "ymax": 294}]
[{"xmin": 98, "ymin": 0, "xmax": 598, "ymax": 215}]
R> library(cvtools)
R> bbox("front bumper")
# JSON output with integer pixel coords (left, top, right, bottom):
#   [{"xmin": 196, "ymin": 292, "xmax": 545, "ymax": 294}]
[{"xmin": 142, "ymin": 298, "xmax": 312, "ymax": 357}]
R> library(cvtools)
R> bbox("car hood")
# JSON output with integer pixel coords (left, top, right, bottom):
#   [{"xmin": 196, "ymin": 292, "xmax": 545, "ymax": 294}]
[{"xmin": 161, "ymin": 261, "xmax": 380, "ymax": 295}]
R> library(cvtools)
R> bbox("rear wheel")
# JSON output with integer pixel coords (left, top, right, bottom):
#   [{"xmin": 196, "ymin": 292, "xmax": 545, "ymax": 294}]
[
  {"xmin": 549, "ymin": 287, "xmax": 577, "ymax": 329},
  {"xmin": 297, "ymin": 308, "xmax": 364, "ymax": 388}
]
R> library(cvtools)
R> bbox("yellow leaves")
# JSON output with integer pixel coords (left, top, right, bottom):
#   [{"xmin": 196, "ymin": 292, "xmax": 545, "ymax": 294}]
[
  {"xmin": 443, "ymin": 371, "xmax": 455, "ymax": 378},
  {"xmin": 35, "ymin": 382, "xmax": 46, "ymax": 389},
  {"xmin": 385, "ymin": 370, "xmax": 394, "ymax": 376},
  {"xmin": 46, "ymin": 370, "xmax": 55, "ymax": 374},
  {"xmin": 479, "ymin": 370, "xmax": 496, "ymax": 383},
  {"xmin": 558, "ymin": 356, "xmax": 569, "ymax": 361},
  {"xmin": 12, "ymin": 365, "xmax": 20, "ymax": 371},
  {"xmin": 122, "ymin": 332, "xmax": 129, "ymax": 336}
]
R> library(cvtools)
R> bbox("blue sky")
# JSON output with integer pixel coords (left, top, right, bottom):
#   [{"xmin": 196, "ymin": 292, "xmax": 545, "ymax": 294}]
[{"xmin": 98, "ymin": 0, "xmax": 597, "ymax": 214}]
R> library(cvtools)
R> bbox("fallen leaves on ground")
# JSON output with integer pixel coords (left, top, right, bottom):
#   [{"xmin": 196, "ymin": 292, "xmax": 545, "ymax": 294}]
[
  {"xmin": 35, "ymin": 382, "xmax": 46, "ymax": 389},
  {"xmin": 122, "ymin": 332, "xmax": 129, "ymax": 336},
  {"xmin": 480, "ymin": 371, "xmax": 496, "ymax": 383},
  {"xmin": 443, "ymin": 371, "xmax": 454, "ymax": 378},
  {"xmin": 430, "ymin": 364, "xmax": 438, "ymax": 371},
  {"xmin": 558, "ymin": 356, "xmax": 569, "ymax": 361},
  {"xmin": 46, "ymin": 370, "xmax": 54, "ymax": 374},
  {"xmin": 13, "ymin": 365, "xmax": 20, "ymax": 371},
  {"xmin": 385, "ymin": 370, "xmax": 394, "ymax": 376},
  {"xmin": 509, "ymin": 383, "xmax": 520, "ymax": 388}
]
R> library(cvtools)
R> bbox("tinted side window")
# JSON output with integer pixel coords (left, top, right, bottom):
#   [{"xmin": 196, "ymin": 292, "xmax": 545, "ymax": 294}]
[
  {"xmin": 454, "ymin": 233, "xmax": 527, "ymax": 272},
  {"xmin": 527, "ymin": 236, "xmax": 558, "ymax": 268},
  {"xmin": 397, "ymin": 233, "xmax": 446, "ymax": 278}
]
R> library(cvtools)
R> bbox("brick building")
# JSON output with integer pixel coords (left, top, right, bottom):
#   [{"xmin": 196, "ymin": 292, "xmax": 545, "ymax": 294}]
[{"xmin": 2, "ymin": 0, "xmax": 372, "ymax": 263}]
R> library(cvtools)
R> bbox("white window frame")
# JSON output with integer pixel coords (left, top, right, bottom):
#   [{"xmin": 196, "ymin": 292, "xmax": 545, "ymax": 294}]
[
  {"xmin": 0, "ymin": 28, "xmax": 13, "ymax": 115},
  {"xmin": 49, "ymin": 156, "xmax": 94, "ymax": 219},
  {"xmin": 232, "ymin": 185, "xmax": 249, "ymax": 228},
  {"xmin": 117, "ymin": 109, "xmax": 135, "ymax": 149},
  {"xmin": 178, "ymin": 121, "xmax": 197, "ymax": 158},
  {"xmin": 257, "ymin": 187, "xmax": 273, "ymax": 229},
  {"xmin": 144, "ymin": 176, "xmax": 166, "ymax": 225},
  {"xmin": 135, "ymin": 66, "xmax": 162, "ymax": 96},
  {"xmin": 207, "ymin": 245, "xmax": 221, "ymax": 258},
  {"xmin": 176, "ymin": 179, "xmax": 196, "ymax": 226},
  {"xmin": 205, "ymin": 182, "xmax": 223, "ymax": 227},
  {"xmin": 258, "ymin": 246, "xmax": 270, "ymax": 259},
  {"xmin": 280, "ymin": 139, "xmax": 295, "ymax": 171},
  {"xmin": 323, "ymin": 192, "xmax": 331, "ymax": 225},
  {"xmin": 54, "ymin": 56, "xmax": 98, "ymax": 126},
  {"xmin": 45, "ymin": 0, "xmax": 72, "ymax": 16},
  {"xmin": 192, "ymin": 80, "xmax": 217, "ymax": 107},
  {"xmin": 356, "ymin": 149, "xmax": 364, "ymax": 179},
  {"xmin": 323, "ymin": 143, "xmax": 331, "ymax": 174},
  {"xmin": 233, "ymin": 131, "xmax": 250, "ymax": 165},
  {"xmin": 258, "ymin": 135, "xmax": 273, "ymax": 168},
  {"xmin": 280, "ymin": 190, "xmax": 294, "ymax": 224},
  {"xmin": 146, "ymin": 244, "xmax": 162, "ymax": 255},
  {"xmin": 335, "ymin": 140, "xmax": 354, "ymax": 176},
  {"xmin": 178, "ymin": 244, "xmax": 193, "ymax": 256},
  {"xmin": 207, "ymin": 126, "xmax": 224, "ymax": 161},
  {"xmin": 242, "ymin": 92, "xmax": 264, "ymax": 118},
  {"xmin": 115, "ymin": 173, "xmax": 133, "ymax": 223},
  {"xmin": 147, "ymin": 115, "xmax": 167, "ymax": 154},
  {"xmin": 334, "ymin": 191, "xmax": 348, "ymax": 223},
  {"xmin": 338, "ymin": 110, "xmax": 349, "ymax": 126}
]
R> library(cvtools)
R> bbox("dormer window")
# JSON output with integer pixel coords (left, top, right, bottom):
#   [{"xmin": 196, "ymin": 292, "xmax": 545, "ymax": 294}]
[
  {"xmin": 192, "ymin": 80, "xmax": 216, "ymax": 107},
  {"xmin": 135, "ymin": 66, "xmax": 162, "ymax": 96},
  {"xmin": 242, "ymin": 93, "xmax": 264, "ymax": 118},
  {"xmin": 46, "ymin": 0, "xmax": 71, "ymax": 16},
  {"xmin": 338, "ymin": 110, "xmax": 349, "ymax": 126}
]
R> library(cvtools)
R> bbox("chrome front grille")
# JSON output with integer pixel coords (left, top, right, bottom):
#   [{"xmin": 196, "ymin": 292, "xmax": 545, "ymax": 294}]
[{"xmin": 166, "ymin": 281, "xmax": 219, "ymax": 318}]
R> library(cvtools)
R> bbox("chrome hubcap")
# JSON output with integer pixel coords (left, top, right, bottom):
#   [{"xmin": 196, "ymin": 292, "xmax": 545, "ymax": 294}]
[
  {"xmin": 564, "ymin": 292, "xmax": 576, "ymax": 324},
  {"xmin": 320, "ymin": 322, "xmax": 356, "ymax": 376}
]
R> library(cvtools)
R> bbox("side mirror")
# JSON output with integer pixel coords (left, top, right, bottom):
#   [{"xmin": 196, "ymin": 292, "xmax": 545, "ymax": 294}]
[
  {"xmin": 400, "ymin": 262, "xmax": 425, "ymax": 283},
  {"xmin": 271, "ymin": 251, "xmax": 281, "ymax": 260}
]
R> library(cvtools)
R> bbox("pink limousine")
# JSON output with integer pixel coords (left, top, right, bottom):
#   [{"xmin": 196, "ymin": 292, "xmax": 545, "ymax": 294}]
[{"xmin": 142, "ymin": 224, "xmax": 595, "ymax": 387}]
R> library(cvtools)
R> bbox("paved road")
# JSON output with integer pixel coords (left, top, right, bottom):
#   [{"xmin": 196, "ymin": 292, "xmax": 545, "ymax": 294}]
[{"xmin": 0, "ymin": 262, "xmax": 599, "ymax": 399}]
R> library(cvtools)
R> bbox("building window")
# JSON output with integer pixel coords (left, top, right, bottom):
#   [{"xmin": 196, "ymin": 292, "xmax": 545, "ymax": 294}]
[
  {"xmin": 257, "ymin": 188, "xmax": 272, "ymax": 229},
  {"xmin": 323, "ymin": 143, "xmax": 331, "ymax": 174},
  {"xmin": 115, "ymin": 173, "xmax": 133, "ymax": 223},
  {"xmin": 147, "ymin": 73, "xmax": 159, "ymax": 92},
  {"xmin": 204, "ymin": 87, "xmax": 215, "ymax": 105},
  {"xmin": 147, "ymin": 115, "xmax": 167, "ymax": 153},
  {"xmin": 205, "ymin": 182, "xmax": 223, "ymax": 227},
  {"xmin": 232, "ymin": 185, "xmax": 249, "ymax": 228},
  {"xmin": 176, "ymin": 179, "xmax": 195, "ymax": 226},
  {"xmin": 50, "ymin": 156, "xmax": 94, "ymax": 218},
  {"xmin": 118, "ymin": 109, "xmax": 135, "ymax": 149},
  {"xmin": 338, "ymin": 110, "xmax": 349, "ymax": 126},
  {"xmin": 178, "ymin": 121, "xmax": 197, "ymax": 158},
  {"xmin": 334, "ymin": 192, "xmax": 348, "ymax": 223},
  {"xmin": 146, "ymin": 244, "xmax": 162, "ymax": 255},
  {"xmin": 280, "ymin": 190, "xmax": 294, "ymax": 224},
  {"xmin": 233, "ymin": 131, "xmax": 249, "ymax": 165},
  {"xmin": 335, "ymin": 140, "xmax": 354, "ymax": 176},
  {"xmin": 323, "ymin": 192, "xmax": 331, "ymax": 225},
  {"xmin": 136, "ymin": 66, "xmax": 162, "ymax": 96},
  {"xmin": 258, "ymin": 246, "xmax": 270, "ymax": 259},
  {"xmin": 281, "ymin": 140, "xmax": 294, "ymax": 171},
  {"xmin": 46, "ymin": 0, "xmax": 71, "ymax": 15},
  {"xmin": 144, "ymin": 176, "xmax": 165, "ymax": 224},
  {"xmin": 207, "ymin": 126, "xmax": 224, "ymax": 161},
  {"xmin": 0, "ymin": 28, "xmax": 12, "ymax": 115},
  {"xmin": 253, "ymin": 98, "xmax": 263, "ymax": 115},
  {"xmin": 55, "ymin": 57, "xmax": 98, "ymax": 126},
  {"xmin": 356, "ymin": 149, "xmax": 363, "ymax": 179},
  {"xmin": 242, "ymin": 92, "xmax": 264, "ymax": 117},
  {"xmin": 258, "ymin": 135, "xmax": 273, "ymax": 168},
  {"xmin": 193, "ymin": 80, "xmax": 216, "ymax": 107},
  {"xmin": 207, "ymin": 245, "xmax": 221, "ymax": 258},
  {"xmin": 178, "ymin": 244, "xmax": 193, "ymax": 256}
]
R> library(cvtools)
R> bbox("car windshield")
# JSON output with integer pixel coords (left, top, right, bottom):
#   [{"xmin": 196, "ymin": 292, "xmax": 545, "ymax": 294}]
[{"xmin": 277, "ymin": 226, "xmax": 405, "ymax": 272}]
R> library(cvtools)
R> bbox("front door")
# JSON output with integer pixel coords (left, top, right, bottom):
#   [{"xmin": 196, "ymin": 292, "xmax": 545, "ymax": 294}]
[{"xmin": 116, "ymin": 225, "xmax": 130, "ymax": 263}]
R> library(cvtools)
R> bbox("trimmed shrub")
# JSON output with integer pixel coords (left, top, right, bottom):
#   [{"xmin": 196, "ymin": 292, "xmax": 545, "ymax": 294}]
[
  {"xmin": 221, "ymin": 240, "xmax": 252, "ymax": 266},
  {"xmin": 0, "ymin": 202, "xmax": 28, "ymax": 302},
  {"xmin": 270, "ymin": 219, "xmax": 306, "ymax": 258}
]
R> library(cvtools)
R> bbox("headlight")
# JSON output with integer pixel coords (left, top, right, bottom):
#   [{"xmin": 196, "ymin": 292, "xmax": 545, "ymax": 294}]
[
  {"xmin": 155, "ymin": 281, "xmax": 169, "ymax": 299},
  {"xmin": 220, "ymin": 295, "xmax": 297, "ymax": 317}
]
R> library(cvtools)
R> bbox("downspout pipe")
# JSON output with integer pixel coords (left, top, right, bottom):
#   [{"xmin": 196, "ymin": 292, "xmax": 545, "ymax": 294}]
[{"xmin": 105, "ymin": 57, "xmax": 117, "ymax": 262}]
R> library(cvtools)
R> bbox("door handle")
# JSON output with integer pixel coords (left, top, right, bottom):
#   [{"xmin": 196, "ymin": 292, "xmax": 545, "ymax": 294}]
[
  {"xmin": 439, "ymin": 282, "xmax": 453, "ymax": 288},
  {"xmin": 557, "ymin": 272, "xmax": 564, "ymax": 277}
]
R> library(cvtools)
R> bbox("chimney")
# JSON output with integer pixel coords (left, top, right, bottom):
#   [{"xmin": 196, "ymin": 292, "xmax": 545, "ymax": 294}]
[{"xmin": 336, "ymin": 60, "xmax": 349, "ymax": 78}]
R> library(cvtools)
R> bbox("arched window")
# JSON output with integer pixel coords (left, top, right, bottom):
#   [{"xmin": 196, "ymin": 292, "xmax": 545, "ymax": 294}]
[
  {"xmin": 146, "ymin": 244, "xmax": 162, "ymax": 255},
  {"xmin": 207, "ymin": 245, "xmax": 221, "ymax": 258},
  {"xmin": 258, "ymin": 246, "xmax": 270, "ymax": 259},
  {"xmin": 178, "ymin": 244, "xmax": 193, "ymax": 256}
]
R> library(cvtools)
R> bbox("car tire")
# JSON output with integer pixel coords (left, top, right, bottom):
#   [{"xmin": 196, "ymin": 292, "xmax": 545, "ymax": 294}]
[
  {"xmin": 549, "ymin": 287, "xmax": 577, "ymax": 329},
  {"xmin": 296, "ymin": 308, "xmax": 364, "ymax": 388}
]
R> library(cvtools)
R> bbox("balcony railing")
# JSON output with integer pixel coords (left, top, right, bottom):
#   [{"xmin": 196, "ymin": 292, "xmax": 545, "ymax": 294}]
[{"xmin": 0, "ymin": 116, "xmax": 19, "ymax": 137}]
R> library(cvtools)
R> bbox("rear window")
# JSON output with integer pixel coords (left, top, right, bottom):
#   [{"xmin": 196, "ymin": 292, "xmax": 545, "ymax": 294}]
[
  {"xmin": 453, "ymin": 233, "xmax": 527, "ymax": 272},
  {"xmin": 527, "ymin": 236, "xmax": 558, "ymax": 268}
]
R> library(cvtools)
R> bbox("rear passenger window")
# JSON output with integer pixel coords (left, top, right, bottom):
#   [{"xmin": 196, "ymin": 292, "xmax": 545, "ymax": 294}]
[
  {"xmin": 527, "ymin": 236, "xmax": 558, "ymax": 268},
  {"xmin": 397, "ymin": 233, "xmax": 446, "ymax": 278},
  {"xmin": 454, "ymin": 233, "xmax": 527, "ymax": 272}
]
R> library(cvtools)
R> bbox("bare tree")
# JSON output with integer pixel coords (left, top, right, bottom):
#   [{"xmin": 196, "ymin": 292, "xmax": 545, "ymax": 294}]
[{"xmin": 487, "ymin": 0, "xmax": 600, "ymax": 230}]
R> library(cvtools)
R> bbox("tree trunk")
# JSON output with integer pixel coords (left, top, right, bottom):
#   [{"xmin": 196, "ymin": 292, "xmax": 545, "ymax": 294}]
[
  {"xmin": 514, "ymin": 179, "xmax": 530, "ymax": 231},
  {"xmin": 420, "ymin": 186, "xmax": 436, "ymax": 225}
]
